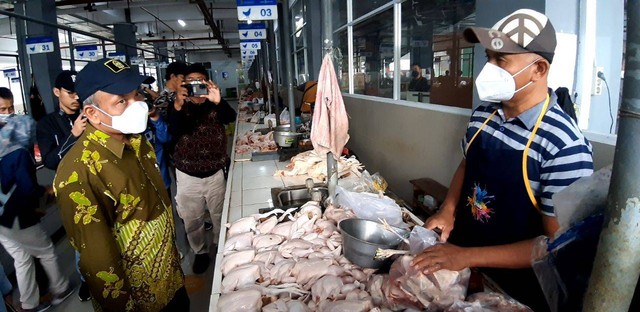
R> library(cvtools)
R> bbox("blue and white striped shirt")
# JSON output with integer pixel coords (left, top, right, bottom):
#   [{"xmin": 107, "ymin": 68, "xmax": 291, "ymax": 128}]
[{"xmin": 462, "ymin": 91, "xmax": 594, "ymax": 216}]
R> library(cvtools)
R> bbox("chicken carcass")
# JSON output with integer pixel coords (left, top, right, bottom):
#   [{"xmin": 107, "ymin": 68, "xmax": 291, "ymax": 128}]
[
  {"xmin": 217, "ymin": 288, "xmax": 262, "ymax": 312},
  {"xmin": 226, "ymin": 216, "xmax": 257, "ymax": 236},
  {"xmin": 311, "ymin": 275, "xmax": 344, "ymax": 303},
  {"xmin": 444, "ymin": 292, "xmax": 533, "ymax": 312},
  {"xmin": 256, "ymin": 216, "xmax": 278, "ymax": 234},
  {"xmin": 271, "ymin": 221, "xmax": 293, "ymax": 237},
  {"xmin": 221, "ymin": 249, "xmax": 256, "ymax": 275},
  {"xmin": 269, "ymin": 259, "xmax": 296, "ymax": 284},
  {"xmin": 221, "ymin": 263, "xmax": 261, "ymax": 293},
  {"xmin": 253, "ymin": 234, "xmax": 285, "ymax": 250},
  {"xmin": 292, "ymin": 259, "xmax": 344, "ymax": 287},
  {"xmin": 386, "ymin": 255, "xmax": 470, "ymax": 311},
  {"xmin": 223, "ymin": 232, "xmax": 254, "ymax": 255},
  {"xmin": 278, "ymin": 239, "xmax": 316, "ymax": 259},
  {"xmin": 253, "ymin": 250, "xmax": 279, "ymax": 265},
  {"xmin": 367, "ymin": 274, "xmax": 387, "ymax": 306},
  {"xmin": 318, "ymin": 299, "xmax": 373, "ymax": 312},
  {"xmin": 263, "ymin": 298, "xmax": 311, "ymax": 312}
]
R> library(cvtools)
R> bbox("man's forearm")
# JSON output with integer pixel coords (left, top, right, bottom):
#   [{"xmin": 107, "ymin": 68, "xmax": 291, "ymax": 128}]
[{"xmin": 466, "ymin": 239, "xmax": 536, "ymax": 269}]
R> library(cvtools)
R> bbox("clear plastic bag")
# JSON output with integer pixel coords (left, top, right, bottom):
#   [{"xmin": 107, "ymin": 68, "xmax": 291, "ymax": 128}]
[
  {"xmin": 531, "ymin": 213, "xmax": 604, "ymax": 312},
  {"xmin": 408, "ymin": 226, "xmax": 439, "ymax": 255},
  {"xmin": 279, "ymin": 108, "xmax": 290, "ymax": 125},
  {"xmin": 335, "ymin": 186, "xmax": 405, "ymax": 228},
  {"xmin": 386, "ymin": 255, "xmax": 471, "ymax": 311}
]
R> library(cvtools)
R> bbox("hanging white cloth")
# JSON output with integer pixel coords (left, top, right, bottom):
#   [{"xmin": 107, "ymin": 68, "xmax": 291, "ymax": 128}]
[{"xmin": 311, "ymin": 54, "xmax": 349, "ymax": 158}]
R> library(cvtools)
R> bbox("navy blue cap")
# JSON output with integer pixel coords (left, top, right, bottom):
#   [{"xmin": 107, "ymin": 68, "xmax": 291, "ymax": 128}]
[
  {"xmin": 75, "ymin": 58, "xmax": 152, "ymax": 103},
  {"xmin": 54, "ymin": 70, "xmax": 77, "ymax": 92}
]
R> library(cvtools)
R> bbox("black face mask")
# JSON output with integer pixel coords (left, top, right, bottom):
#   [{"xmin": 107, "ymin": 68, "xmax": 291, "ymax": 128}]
[{"xmin": 411, "ymin": 71, "xmax": 420, "ymax": 78}]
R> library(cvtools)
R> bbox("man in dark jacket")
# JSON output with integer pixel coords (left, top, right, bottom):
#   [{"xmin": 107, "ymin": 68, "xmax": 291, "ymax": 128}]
[
  {"xmin": 168, "ymin": 63, "xmax": 236, "ymax": 274},
  {"xmin": 0, "ymin": 98, "xmax": 72, "ymax": 311},
  {"xmin": 36, "ymin": 70, "xmax": 86, "ymax": 170},
  {"xmin": 35, "ymin": 70, "xmax": 92, "ymax": 302}
]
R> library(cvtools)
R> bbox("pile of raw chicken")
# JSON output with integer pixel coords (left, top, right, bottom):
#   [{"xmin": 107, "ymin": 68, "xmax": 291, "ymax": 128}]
[
  {"xmin": 235, "ymin": 131, "xmax": 278, "ymax": 155},
  {"xmin": 217, "ymin": 201, "xmax": 532, "ymax": 311},
  {"xmin": 274, "ymin": 150, "xmax": 363, "ymax": 180}
]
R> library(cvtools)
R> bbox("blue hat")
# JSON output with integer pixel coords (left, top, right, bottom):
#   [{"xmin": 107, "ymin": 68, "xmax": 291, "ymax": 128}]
[{"xmin": 75, "ymin": 58, "xmax": 153, "ymax": 103}]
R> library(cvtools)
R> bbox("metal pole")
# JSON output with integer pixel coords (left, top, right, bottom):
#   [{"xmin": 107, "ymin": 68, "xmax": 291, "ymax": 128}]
[
  {"xmin": 268, "ymin": 21, "xmax": 281, "ymax": 124},
  {"xmin": 322, "ymin": 0, "xmax": 338, "ymax": 203},
  {"xmin": 279, "ymin": 2, "xmax": 297, "ymax": 127},
  {"xmin": 68, "ymin": 30, "xmax": 75, "ymax": 71},
  {"xmin": 583, "ymin": 1, "xmax": 640, "ymax": 310},
  {"xmin": 13, "ymin": 4, "xmax": 31, "ymax": 115},
  {"xmin": 261, "ymin": 41, "xmax": 272, "ymax": 115}
]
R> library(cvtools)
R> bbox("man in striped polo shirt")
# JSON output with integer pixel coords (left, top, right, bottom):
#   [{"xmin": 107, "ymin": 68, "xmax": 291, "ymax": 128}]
[{"xmin": 412, "ymin": 9, "xmax": 593, "ymax": 311}]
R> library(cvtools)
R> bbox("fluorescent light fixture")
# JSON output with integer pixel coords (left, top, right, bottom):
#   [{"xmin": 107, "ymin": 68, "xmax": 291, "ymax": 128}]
[{"xmin": 178, "ymin": 19, "xmax": 186, "ymax": 27}]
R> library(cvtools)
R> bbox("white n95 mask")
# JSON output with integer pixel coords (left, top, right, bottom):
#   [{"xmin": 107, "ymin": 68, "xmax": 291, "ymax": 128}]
[
  {"xmin": 475, "ymin": 59, "xmax": 540, "ymax": 102},
  {"xmin": 94, "ymin": 101, "xmax": 149, "ymax": 134}
]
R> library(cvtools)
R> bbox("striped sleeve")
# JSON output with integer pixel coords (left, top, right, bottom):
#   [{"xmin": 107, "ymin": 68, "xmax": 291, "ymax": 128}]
[{"xmin": 538, "ymin": 137, "xmax": 594, "ymax": 216}]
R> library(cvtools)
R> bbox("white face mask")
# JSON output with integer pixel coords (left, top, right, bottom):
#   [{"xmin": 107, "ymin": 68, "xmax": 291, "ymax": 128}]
[
  {"xmin": 93, "ymin": 101, "xmax": 149, "ymax": 134},
  {"xmin": 475, "ymin": 59, "xmax": 540, "ymax": 102},
  {"xmin": 0, "ymin": 113, "xmax": 14, "ymax": 123}
]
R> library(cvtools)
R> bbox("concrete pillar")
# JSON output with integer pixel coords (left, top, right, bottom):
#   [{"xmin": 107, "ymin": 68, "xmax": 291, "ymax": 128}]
[
  {"xmin": 113, "ymin": 23, "xmax": 138, "ymax": 70},
  {"xmin": 307, "ymin": 0, "xmax": 323, "ymax": 80},
  {"xmin": 16, "ymin": 0, "xmax": 63, "ymax": 114}
]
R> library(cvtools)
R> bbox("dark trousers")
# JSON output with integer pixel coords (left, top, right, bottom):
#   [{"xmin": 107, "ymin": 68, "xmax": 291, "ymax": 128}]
[{"xmin": 161, "ymin": 287, "xmax": 189, "ymax": 311}]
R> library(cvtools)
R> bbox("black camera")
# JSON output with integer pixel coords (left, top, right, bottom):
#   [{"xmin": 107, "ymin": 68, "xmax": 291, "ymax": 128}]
[{"xmin": 182, "ymin": 81, "xmax": 208, "ymax": 97}]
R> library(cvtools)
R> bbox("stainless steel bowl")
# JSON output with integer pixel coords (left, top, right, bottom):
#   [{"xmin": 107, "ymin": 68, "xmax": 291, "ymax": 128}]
[
  {"xmin": 273, "ymin": 131, "xmax": 302, "ymax": 147},
  {"xmin": 338, "ymin": 218, "xmax": 409, "ymax": 268},
  {"xmin": 274, "ymin": 124, "xmax": 301, "ymax": 132}
]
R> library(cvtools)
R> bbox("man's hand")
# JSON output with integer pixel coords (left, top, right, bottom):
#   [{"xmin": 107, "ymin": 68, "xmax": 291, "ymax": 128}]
[
  {"xmin": 71, "ymin": 114, "xmax": 87, "ymax": 137},
  {"xmin": 424, "ymin": 203, "xmax": 456, "ymax": 242},
  {"xmin": 174, "ymin": 85, "xmax": 189, "ymax": 111},
  {"xmin": 411, "ymin": 243, "xmax": 470, "ymax": 275},
  {"xmin": 148, "ymin": 106, "xmax": 159, "ymax": 121},
  {"xmin": 202, "ymin": 80, "xmax": 222, "ymax": 105}
]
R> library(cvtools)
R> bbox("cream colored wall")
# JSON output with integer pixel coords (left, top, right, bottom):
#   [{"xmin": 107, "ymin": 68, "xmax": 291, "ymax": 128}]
[
  {"xmin": 342, "ymin": 94, "xmax": 617, "ymax": 203},
  {"xmin": 343, "ymin": 95, "xmax": 470, "ymax": 202}
]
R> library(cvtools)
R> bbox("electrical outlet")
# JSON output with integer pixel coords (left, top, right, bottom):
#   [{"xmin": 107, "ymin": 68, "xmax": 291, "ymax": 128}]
[{"xmin": 592, "ymin": 66, "xmax": 604, "ymax": 96}]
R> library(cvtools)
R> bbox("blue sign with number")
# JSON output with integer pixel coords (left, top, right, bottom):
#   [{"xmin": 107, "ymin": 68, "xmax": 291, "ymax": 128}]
[
  {"xmin": 238, "ymin": 23, "xmax": 267, "ymax": 40},
  {"xmin": 237, "ymin": 0, "xmax": 277, "ymax": 21},
  {"xmin": 240, "ymin": 40, "xmax": 261, "ymax": 50},
  {"xmin": 25, "ymin": 36, "xmax": 54, "ymax": 54},
  {"xmin": 76, "ymin": 45, "xmax": 98, "ymax": 59}
]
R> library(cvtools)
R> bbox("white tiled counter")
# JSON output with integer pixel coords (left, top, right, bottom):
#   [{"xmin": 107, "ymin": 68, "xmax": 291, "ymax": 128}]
[{"xmin": 209, "ymin": 119, "xmax": 321, "ymax": 311}]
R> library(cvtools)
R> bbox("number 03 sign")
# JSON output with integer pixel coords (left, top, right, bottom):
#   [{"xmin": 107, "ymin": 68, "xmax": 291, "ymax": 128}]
[{"xmin": 236, "ymin": 0, "xmax": 278, "ymax": 21}]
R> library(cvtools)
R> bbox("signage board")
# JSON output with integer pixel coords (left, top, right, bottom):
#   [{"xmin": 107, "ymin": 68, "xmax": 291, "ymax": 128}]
[
  {"xmin": 238, "ymin": 23, "xmax": 267, "ymax": 40},
  {"xmin": 237, "ymin": 0, "xmax": 278, "ymax": 21},
  {"xmin": 25, "ymin": 36, "xmax": 54, "ymax": 54},
  {"xmin": 240, "ymin": 40, "xmax": 261, "ymax": 50},
  {"xmin": 75, "ymin": 45, "xmax": 98, "ymax": 59}
]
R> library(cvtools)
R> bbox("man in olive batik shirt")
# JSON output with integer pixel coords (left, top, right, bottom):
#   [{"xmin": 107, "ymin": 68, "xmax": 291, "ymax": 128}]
[{"xmin": 54, "ymin": 58, "xmax": 187, "ymax": 311}]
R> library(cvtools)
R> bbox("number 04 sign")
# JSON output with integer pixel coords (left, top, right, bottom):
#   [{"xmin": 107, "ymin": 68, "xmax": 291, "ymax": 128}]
[{"xmin": 236, "ymin": 0, "xmax": 278, "ymax": 21}]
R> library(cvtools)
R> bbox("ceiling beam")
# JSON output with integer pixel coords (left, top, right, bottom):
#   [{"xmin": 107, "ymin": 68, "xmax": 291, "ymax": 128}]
[
  {"xmin": 56, "ymin": 0, "xmax": 124, "ymax": 6},
  {"xmin": 193, "ymin": 0, "xmax": 230, "ymax": 56}
]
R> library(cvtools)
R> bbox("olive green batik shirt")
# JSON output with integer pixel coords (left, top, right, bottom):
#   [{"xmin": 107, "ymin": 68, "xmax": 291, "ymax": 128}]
[{"xmin": 54, "ymin": 124, "xmax": 184, "ymax": 312}]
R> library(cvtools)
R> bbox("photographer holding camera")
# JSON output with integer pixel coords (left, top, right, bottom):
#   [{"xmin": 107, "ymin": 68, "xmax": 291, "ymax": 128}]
[{"xmin": 168, "ymin": 63, "xmax": 236, "ymax": 274}]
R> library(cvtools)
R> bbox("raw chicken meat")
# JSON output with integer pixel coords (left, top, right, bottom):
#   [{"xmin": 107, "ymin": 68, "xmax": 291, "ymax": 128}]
[
  {"xmin": 444, "ymin": 292, "xmax": 533, "ymax": 312},
  {"xmin": 220, "ymin": 249, "xmax": 256, "ymax": 275},
  {"xmin": 226, "ymin": 216, "xmax": 257, "ymax": 236},
  {"xmin": 256, "ymin": 216, "xmax": 278, "ymax": 234},
  {"xmin": 269, "ymin": 259, "xmax": 296, "ymax": 284},
  {"xmin": 278, "ymin": 239, "xmax": 316, "ymax": 258},
  {"xmin": 253, "ymin": 250, "xmax": 279, "ymax": 265},
  {"xmin": 318, "ymin": 299, "xmax": 373, "ymax": 312},
  {"xmin": 367, "ymin": 274, "xmax": 387, "ymax": 306},
  {"xmin": 385, "ymin": 255, "xmax": 470, "ymax": 311},
  {"xmin": 314, "ymin": 220, "xmax": 337, "ymax": 238},
  {"xmin": 253, "ymin": 234, "xmax": 285, "ymax": 250},
  {"xmin": 271, "ymin": 221, "xmax": 293, "ymax": 237},
  {"xmin": 323, "ymin": 204, "xmax": 355, "ymax": 225},
  {"xmin": 221, "ymin": 263, "xmax": 261, "ymax": 293},
  {"xmin": 217, "ymin": 288, "xmax": 262, "ymax": 312},
  {"xmin": 235, "ymin": 130, "xmax": 277, "ymax": 155},
  {"xmin": 292, "ymin": 259, "xmax": 344, "ymax": 287},
  {"xmin": 263, "ymin": 298, "xmax": 311, "ymax": 312},
  {"xmin": 311, "ymin": 275, "xmax": 344, "ymax": 302},
  {"xmin": 223, "ymin": 232, "xmax": 254, "ymax": 255},
  {"xmin": 274, "ymin": 150, "xmax": 363, "ymax": 180}
]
